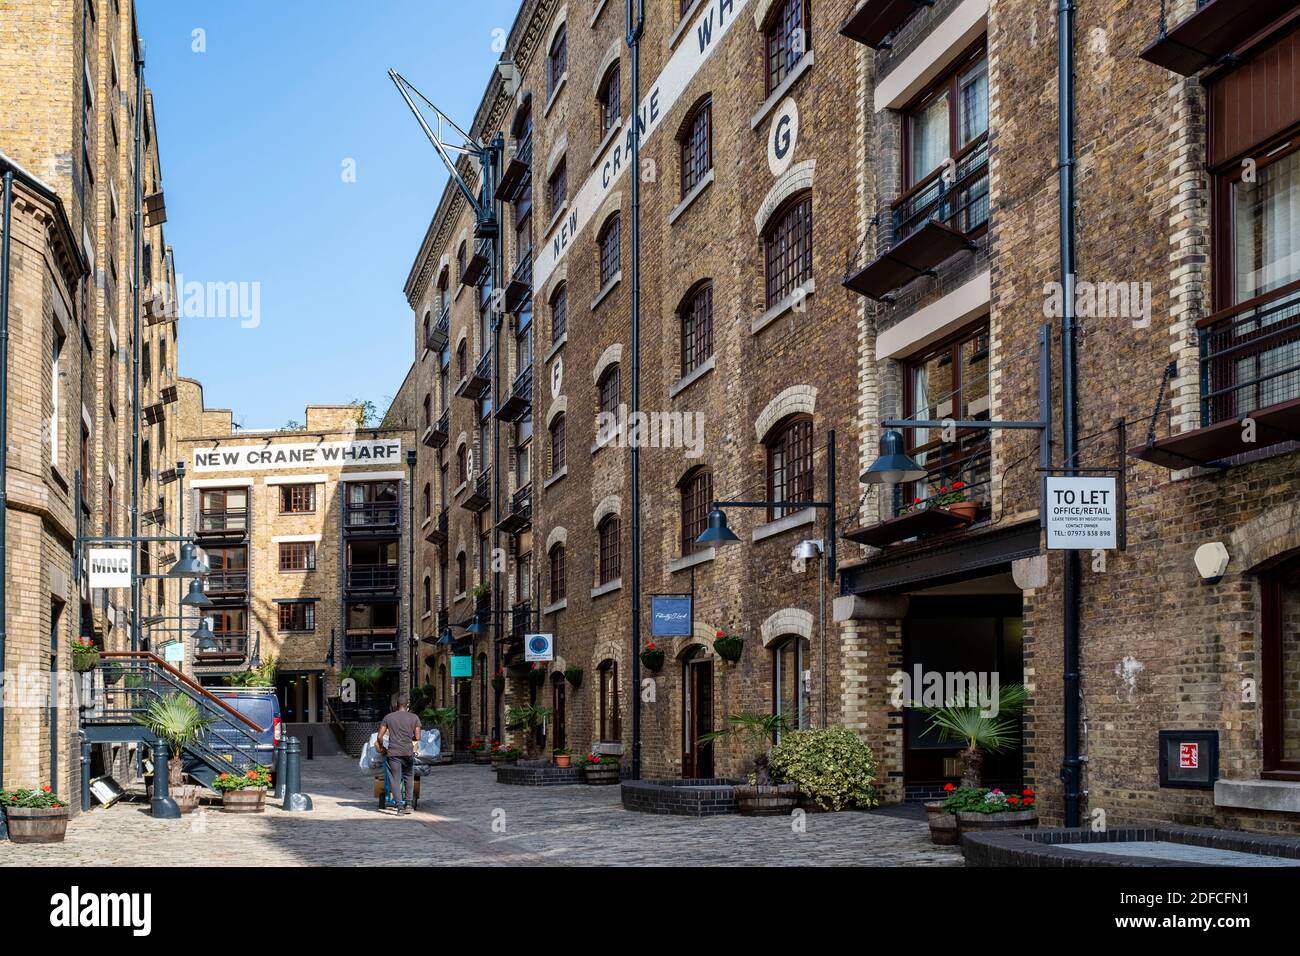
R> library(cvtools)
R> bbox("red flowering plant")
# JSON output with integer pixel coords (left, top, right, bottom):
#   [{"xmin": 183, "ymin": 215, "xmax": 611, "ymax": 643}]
[
  {"xmin": 933, "ymin": 480, "xmax": 968, "ymax": 508},
  {"xmin": 939, "ymin": 784, "xmax": 1037, "ymax": 815},
  {"xmin": 585, "ymin": 753, "xmax": 619, "ymax": 766},
  {"xmin": 468, "ymin": 736, "xmax": 487, "ymax": 753},
  {"xmin": 640, "ymin": 641, "xmax": 666, "ymax": 671},
  {"xmin": 712, "ymin": 628, "xmax": 743, "ymax": 662},
  {"xmin": 1, "ymin": 786, "xmax": 65, "ymax": 810},
  {"xmin": 491, "ymin": 741, "xmax": 520, "ymax": 759},
  {"xmin": 211, "ymin": 765, "xmax": 272, "ymax": 792}
]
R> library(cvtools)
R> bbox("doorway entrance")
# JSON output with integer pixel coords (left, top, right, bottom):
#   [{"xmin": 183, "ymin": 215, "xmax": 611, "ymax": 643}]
[
  {"xmin": 455, "ymin": 677, "xmax": 472, "ymax": 750},
  {"xmin": 277, "ymin": 671, "xmax": 324, "ymax": 722},
  {"xmin": 551, "ymin": 673, "xmax": 567, "ymax": 753},
  {"xmin": 902, "ymin": 593, "xmax": 1023, "ymax": 799},
  {"xmin": 682, "ymin": 647, "xmax": 714, "ymax": 778}
]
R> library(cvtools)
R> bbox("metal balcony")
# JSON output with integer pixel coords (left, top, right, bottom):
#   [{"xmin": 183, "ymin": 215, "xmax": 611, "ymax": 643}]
[
  {"xmin": 510, "ymin": 602, "xmax": 532, "ymax": 641},
  {"xmin": 496, "ymin": 364, "xmax": 532, "ymax": 422},
  {"xmin": 345, "ymin": 501, "xmax": 400, "ymax": 530},
  {"xmin": 1138, "ymin": 0, "xmax": 1298, "ymax": 76},
  {"xmin": 196, "ymin": 509, "xmax": 248, "ymax": 537},
  {"xmin": 462, "ymin": 467, "xmax": 491, "ymax": 513},
  {"xmin": 497, "ymin": 483, "xmax": 532, "ymax": 533},
  {"xmin": 426, "ymin": 307, "xmax": 450, "ymax": 351},
  {"xmin": 346, "ymin": 564, "xmax": 401, "ymax": 592},
  {"xmin": 460, "ymin": 240, "xmax": 491, "ymax": 287},
  {"xmin": 838, "ymin": 0, "xmax": 932, "ymax": 49},
  {"xmin": 495, "ymin": 130, "xmax": 532, "ymax": 201},
  {"xmin": 843, "ymin": 134, "xmax": 988, "ymax": 301},
  {"xmin": 425, "ymin": 507, "xmax": 449, "ymax": 546},
  {"xmin": 503, "ymin": 250, "xmax": 533, "ymax": 312},
  {"xmin": 1132, "ymin": 280, "xmax": 1300, "ymax": 469},
  {"xmin": 455, "ymin": 351, "xmax": 492, "ymax": 401},
  {"xmin": 344, "ymin": 630, "xmax": 399, "ymax": 654},
  {"xmin": 196, "ymin": 634, "xmax": 247, "ymax": 662},
  {"xmin": 204, "ymin": 570, "xmax": 249, "ymax": 596}
]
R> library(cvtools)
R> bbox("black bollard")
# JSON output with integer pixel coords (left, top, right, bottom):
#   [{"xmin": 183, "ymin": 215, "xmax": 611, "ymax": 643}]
[
  {"xmin": 150, "ymin": 739, "xmax": 181, "ymax": 819},
  {"xmin": 280, "ymin": 737, "xmax": 313, "ymax": 812},
  {"xmin": 272, "ymin": 737, "xmax": 286, "ymax": 800}
]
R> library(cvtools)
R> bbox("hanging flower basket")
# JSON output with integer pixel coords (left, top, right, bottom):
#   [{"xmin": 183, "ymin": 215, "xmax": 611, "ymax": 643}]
[
  {"xmin": 528, "ymin": 665, "xmax": 547, "ymax": 688},
  {"xmin": 71, "ymin": 639, "xmax": 100, "ymax": 673},
  {"xmin": 713, "ymin": 631, "xmax": 743, "ymax": 663},
  {"xmin": 491, "ymin": 675, "xmax": 506, "ymax": 694},
  {"xmin": 564, "ymin": 665, "xmax": 584, "ymax": 689},
  {"xmin": 639, "ymin": 645, "xmax": 665, "ymax": 672}
]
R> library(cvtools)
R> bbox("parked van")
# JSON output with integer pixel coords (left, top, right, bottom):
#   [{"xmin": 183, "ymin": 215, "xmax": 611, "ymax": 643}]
[{"xmin": 208, "ymin": 688, "xmax": 282, "ymax": 769}]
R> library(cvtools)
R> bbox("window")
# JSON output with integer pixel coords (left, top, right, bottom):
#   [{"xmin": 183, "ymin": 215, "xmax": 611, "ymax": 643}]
[
  {"xmin": 457, "ymin": 445, "xmax": 468, "ymax": 485},
  {"xmin": 549, "ymin": 413, "xmax": 566, "ymax": 475},
  {"xmin": 598, "ymin": 364, "xmax": 620, "ymax": 416},
  {"xmin": 551, "ymin": 282, "xmax": 568, "ymax": 343},
  {"xmin": 278, "ymin": 602, "xmax": 315, "ymax": 633},
  {"xmin": 598, "ymin": 659, "xmax": 621, "ymax": 742},
  {"xmin": 680, "ymin": 96, "xmax": 712, "ymax": 197},
  {"xmin": 902, "ymin": 323, "xmax": 991, "ymax": 515},
  {"xmin": 764, "ymin": 192, "xmax": 813, "ymax": 307},
  {"xmin": 423, "ymin": 575, "xmax": 431, "ymax": 613},
  {"xmin": 598, "ymin": 214, "xmax": 620, "ymax": 287},
  {"xmin": 422, "ymin": 482, "xmax": 431, "ymax": 519},
  {"xmin": 766, "ymin": 415, "xmax": 814, "ymax": 520},
  {"xmin": 279, "ymin": 484, "xmax": 316, "ymax": 514},
  {"xmin": 549, "ymin": 160, "xmax": 567, "ymax": 219},
  {"xmin": 598, "ymin": 515, "xmax": 620, "ymax": 584},
  {"xmin": 423, "ymin": 393, "xmax": 432, "ymax": 428},
  {"xmin": 200, "ymin": 488, "xmax": 247, "ymax": 531},
  {"xmin": 50, "ymin": 329, "xmax": 65, "ymax": 468},
  {"xmin": 680, "ymin": 467, "xmax": 713, "ymax": 556},
  {"xmin": 456, "ymin": 552, "xmax": 467, "ymax": 594},
  {"xmin": 548, "ymin": 24, "xmax": 567, "ymax": 96},
  {"xmin": 764, "ymin": 0, "xmax": 810, "ymax": 94},
  {"xmin": 680, "ymin": 281, "xmax": 713, "ymax": 376},
  {"xmin": 423, "ymin": 311, "xmax": 431, "ymax": 349},
  {"xmin": 515, "ymin": 413, "xmax": 533, "ymax": 488},
  {"xmin": 279, "ymin": 541, "xmax": 317, "ymax": 572},
  {"xmin": 597, "ymin": 62, "xmax": 620, "ymax": 136},
  {"xmin": 457, "ymin": 340, "xmax": 468, "ymax": 380},
  {"xmin": 772, "ymin": 636, "xmax": 810, "ymax": 737},
  {"xmin": 457, "ymin": 242, "xmax": 467, "ymax": 283},
  {"xmin": 549, "ymin": 543, "xmax": 566, "ymax": 602},
  {"xmin": 905, "ymin": 48, "xmax": 987, "ymax": 189}
]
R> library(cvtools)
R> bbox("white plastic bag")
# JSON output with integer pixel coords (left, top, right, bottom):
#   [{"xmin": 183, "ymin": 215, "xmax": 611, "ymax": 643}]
[
  {"xmin": 358, "ymin": 731, "xmax": 388, "ymax": 772},
  {"xmin": 415, "ymin": 728, "xmax": 441, "ymax": 764}
]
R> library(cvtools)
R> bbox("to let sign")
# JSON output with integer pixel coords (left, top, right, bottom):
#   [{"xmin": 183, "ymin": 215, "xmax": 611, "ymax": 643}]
[
  {"xmin": 1045, "ymin": 477, "xmax": 1117, "ymax": 550},
  {"xmin": 87, "ymin": 548, "xmax": 132, "ymax": 588}
]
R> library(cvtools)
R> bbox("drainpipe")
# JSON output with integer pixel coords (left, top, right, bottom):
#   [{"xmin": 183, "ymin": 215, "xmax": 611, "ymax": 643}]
[
  {"xmin": 1057, "ymin": 0, "xmax": 1082, "ymax": 828},
  {"xmin": 626, "ymin": 0, "xmax": 645, "ymax": 781},
  {"xmin": 406, "ymin": 449, "xmax": 417, "ymax": 695},
  {"xmin": 0, "ymin": 170, "xmax": 12, "ymax": 821},
  {"xmin": 130, "ymin": 43, "xmax": 144, "ymax": 652},
  {"xmin": 485, "ymin": 135, "xmax": 503, "ymax": 745}
]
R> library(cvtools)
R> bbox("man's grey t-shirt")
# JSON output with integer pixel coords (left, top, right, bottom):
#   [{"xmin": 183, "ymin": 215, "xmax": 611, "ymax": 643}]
[{"xmin": 381, "ymin": 710, "xmax": 422, "ymax": 757}]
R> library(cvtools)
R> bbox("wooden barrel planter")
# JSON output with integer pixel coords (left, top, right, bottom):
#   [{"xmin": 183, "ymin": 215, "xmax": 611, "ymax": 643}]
[
  {"xmin": 221, "ymin": 789, "xmax": 267, "ymax": 813},
  {"xmin": 735, "ymin": 783, "xmax": 799, "ymax": 816},
  {"xmin": 583, "ymin": 763, "xmax": 621, "ymax": 785},
  {"xmin": 473, "ymin": 750, "xmax": 494, "ymax": 765},
  {"xmin": 956, "ymin": 809, "xmax": 1039, "ymax": 842},
  {"xmin": 4, "ymin": 807, "xmax": 70, "ymax": 844},
  {"xmin": 491, "ymin": 754, "xmax": 519, "ymax": 769},
  {"xmin": 926, "ymin": 802, "xmax": 960, "ymax": 845}
]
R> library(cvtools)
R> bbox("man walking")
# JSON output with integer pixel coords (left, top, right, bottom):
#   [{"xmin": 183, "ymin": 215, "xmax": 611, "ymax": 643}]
[{"xmin": 376, "ymin": 696, "xmax": 422, "ymax": 814}]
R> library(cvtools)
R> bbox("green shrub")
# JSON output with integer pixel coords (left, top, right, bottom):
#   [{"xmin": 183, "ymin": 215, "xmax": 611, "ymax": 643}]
[{"xmin": 768, "ymin": 728, "xmax": 878, "ymax": 812}]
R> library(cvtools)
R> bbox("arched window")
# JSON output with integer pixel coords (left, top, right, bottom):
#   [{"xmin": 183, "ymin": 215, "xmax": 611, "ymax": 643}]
[
  {"xmin": 550, "ymin": 282, "xmax": 568, "ymax": 343},
  {"xmin": 422, "ymin": 311, "xmax": 432, "ymax": 350},
  {"xmin": 597, "ymin": 515, "xmax": 621, "ymax": 584},
  {"xmin": 478, "ymin": 652, "xmax": 489, "ymax": 734},
  {"xmin": 598, "ymin": 213, "xmax": 621, "ymax": 286},
  {"xmin": 597, "ymin": 61, "xmax": 621, "ymax": 136},
  {"xmin": 456, "ymin": 340, "xmax": 468, "ymax": 380},
  {"xmin": 456, "ymin": 444, "xmax": 468, "ymax": 485},
  {"xmin": 679, "ymin": 280, "xmax": 713, "ymax": 376},
  {"xmin": 548, "ymin": 159, "xmax": 567, "ymax": 220},
  {"xmin": 679, "ymin": 466, "xmax": 713, "ymax": 555},
  {"xmin": 548, "ymin": 24, "xmax": 567, "ymax": 95},
  {"xmin": 549, "ymin": 413, "xmax": 566, "ymax": 475},
  {"xmin": 598, "ymin": 659, "xmax": 621, "ymax": 742},
  {"xmin": 766, "ymin": 415, "xmax": 814, "ymax": 519},
  {"xmin": 764, "ymin": 0, "xmax": 810, "ymax": 95},
  {"xmin": 422, "ymin": 393, "xmax": 432, "ymax": 428},
  {"xmin": 764, "ymin": 192, "xmax": 813, "ymax": 307},
  {"xmin": 456, "ymin": 551, "xmax": 467, "ymax": 595},
  {"xmin": 597, "ymin": 363, "xmax": 620, "ymax": 416},
  {"xmin": 551, "ymin": 671, "xmax": 567, "ymax": 752},
  {"xmin": 679, "ymin": 95, "xmax": 712, "ymax": 198},
  {"xmin": 422, "ymin": 481, "xmax": 431, "ymax": 519},
  {"xmin": 549, "ymin": 542, "xmax": 566, "ymax": 602},
  {"xmin": 772, "ymin": 635, "xmax": 811, "ymax": 738},
  {"xmin": 457, "ymin": 241, "xmax": 467, "ymax": 283},
  {"xmin": 422, "ymin": 575, "xmax": 431, "ymax": 613}
]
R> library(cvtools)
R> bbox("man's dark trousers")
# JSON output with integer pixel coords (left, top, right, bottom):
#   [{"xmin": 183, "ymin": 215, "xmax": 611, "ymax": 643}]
[{"xmin": 386, "ymin": 754, "xmax": 414, "ymax": 807}]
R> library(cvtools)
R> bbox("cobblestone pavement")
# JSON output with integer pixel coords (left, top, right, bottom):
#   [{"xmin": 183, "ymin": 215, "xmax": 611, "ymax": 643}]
[{"xmin": 0, "ymin": 755, "xmax": 961, "ymax": 866}]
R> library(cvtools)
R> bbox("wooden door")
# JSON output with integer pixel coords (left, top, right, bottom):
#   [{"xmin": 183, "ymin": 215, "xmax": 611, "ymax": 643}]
[{"xmin": 683, "ymin": 657, "xmax": 714, "ymax": 778}]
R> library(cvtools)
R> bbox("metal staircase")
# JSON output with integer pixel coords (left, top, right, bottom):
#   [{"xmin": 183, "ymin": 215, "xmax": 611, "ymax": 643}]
[{"xmin": 82, "ymin": 652, "xmax": 269, "ymax": 789}]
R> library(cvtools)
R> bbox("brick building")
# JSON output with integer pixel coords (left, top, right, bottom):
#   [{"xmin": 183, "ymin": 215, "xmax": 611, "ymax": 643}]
[
  {"xmin": 0, "ymin": 0, "xmax": 182, "ymax": 804},
  {"xmin": 397, "ymin": 0, "xmax": 865, "ymax": 775},
  {"xmin": 176, "ymin": 384, "xmax": 417, "ymax": 723}
]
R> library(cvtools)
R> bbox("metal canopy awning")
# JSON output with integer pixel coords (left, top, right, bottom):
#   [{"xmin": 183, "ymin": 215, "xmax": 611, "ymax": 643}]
[
  {"xmin": 843, "ymin": 219, "xmax": 975, "ymax": 301},
  {"xmin": 844, "ymin": 506, "xmax": 974, "ymax": 548},
  {"xmin": 840, "ymin": 519, "xmax": 1040, "ymax": 595},
  {"xmin": 1129, "ymin": 396, "xmax": 1300, "ymax": 469},
  {"xmin": 838, "ymin": 0, "xmax": 932, "ymax": 49},
  {"xmin": 1138, "ymin": 0, "xmax": 1300, "ymax": 76}
]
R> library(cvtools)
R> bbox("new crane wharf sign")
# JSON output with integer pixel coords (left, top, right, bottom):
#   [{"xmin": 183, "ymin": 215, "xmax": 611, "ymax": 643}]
[
  {"xmin": 533, "ymin": 0, "xmax": 752, "ymax": 289},
  {"xmin": 191, "ymin": 439, "xmax": 404, "ymax": 472}
]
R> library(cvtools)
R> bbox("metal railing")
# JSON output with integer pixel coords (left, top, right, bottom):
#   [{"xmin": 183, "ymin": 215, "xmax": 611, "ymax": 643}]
[
  {"xmin": 475, "ymin": 467, "xmax": 491, "ymax": 502},
  {"xmin": 196, "ymin": 634, "xmax": 249, "ymax": 659},
  {"xmin": 511, "ymin": 483, "xmax": 532, "ymax": 524},
  {"xmin": 204, "ymin": 569, "xmax": 248, "ymax": 593},
  {"xmin": 891, "ymin": 133, "xmax": 989, "ymax": 248},
  {"xmin": 347, "ymin": 564, "xmax": 400, "ymax": 591},
  {"xmin": 473, "ymin": 350, "xmax": 492, "ymax": 384},
  {"xmin": 1198, "ymin": 280, "xmax": 1300, "ymax": 426},
  {"xmin": 511, "ymin": 602, "xmax": 532, "ymax": 640},
  {"xmin": 510, "ymin": 364, "xmax": 533, "ymax": 406},
  {"xmin": 345, "ymin": 500, "xmax": 400, "ymax": 528},
  {"xmin": 197, "ymin": 508, "xmax": 247, "ymax": 533},
  {"xmin": 891, "ymin": 442, "xmax": 993, "ymax": 520},
  {"xmin": 344, "ymin": 630, "xmax": 399, "ymax": 653}
]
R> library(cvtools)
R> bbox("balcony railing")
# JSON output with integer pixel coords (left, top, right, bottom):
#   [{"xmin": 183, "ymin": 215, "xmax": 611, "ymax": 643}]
[
  {"xmin": 345, "ymin": 501, "xmax": 400, "ymax": 529},
  {"xmin": 1139, "ymin": 0, "xmax": 1296, "ymax": 76},
  {"xmin": 1200, "ymin": 281, "xmax": 1300, "ymax": 427},
  {"xmin": 496, "ymin": 130, "xmax": 533, "ymax": 201},
  {"xmin": 461, "ymin": 240, "xmax": 491, "ymax": 287},
  {"xmin": 511, "ymin": 602, "xmax": 532, "ymax": 641},
  {"xmin": 838, "ymin": 0, "xmax": 932, "ymax": 50},
  {"xmin": 197, "ymin": 634, "xmax": 248, "ymax": 661},
  {"xmin": 844, "ymin": 443, "xmax": 992, "ymax": 548},
  {"xmin": 436, "ymin": 607, "xmax": 449, "ymax": 635},
  {"xmin": 344, "ymin": 630, "xmax": 399, "ymax": 654},
  {"xmin": 498, "ymin": 482, "xmax": 532, "ymax": 532},
  {"xmin": 456, "ymin": 351, "xmax": 492, "ymax": 401},
  {"xmin": 347, "ymin": 564, "xmax": 400, "ymax": 591},
  {"xmin": 462, "ymin": 467, "xmax": 492, "ymax": 513},
  {"xmin": 425, "ymin": 507, "xmax": 449, "ymax": 546},
  {"xmin": 205, "ymin": 570, "xmax": 249, "ymax": 594},
  {"xmin": 497, "ymin": 363, "xmax": 532, "ymax": 422},
  {"xmin": 504, "ymin": 250, "xmax": 533, "ymax": 312},
  {"xmin": 844, "ymin": 133, "xmax": 988, "ymax": 301},
  {"xmin": 426, "ymin": 307, "xmax": 450, "ymax": 351},
  {"xmin": 197, "ymin": 509, "xmax": 248, "ymax": 535}
]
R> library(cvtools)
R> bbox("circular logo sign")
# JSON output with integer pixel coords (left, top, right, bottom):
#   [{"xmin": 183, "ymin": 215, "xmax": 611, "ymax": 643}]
[
  {"xmin": 767, "ymin": 97, "xmax": 800, "ymax": 177},
  {"xmin": 528, "ymin": 635, "xmax": 550, "ymax": 655},
  {"xmin": 550, "ymin": 355, "xmax": 564, "ymax": 398}
]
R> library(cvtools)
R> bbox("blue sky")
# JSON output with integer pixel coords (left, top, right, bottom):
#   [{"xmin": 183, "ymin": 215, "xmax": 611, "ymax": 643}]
[{"xmin": 138, "ymin": 0, "xmax": 516, "ymax": 428}]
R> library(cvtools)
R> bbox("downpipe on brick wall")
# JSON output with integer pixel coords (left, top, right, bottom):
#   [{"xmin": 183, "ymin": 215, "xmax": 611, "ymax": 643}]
[
  {"xmin": 1057, "ymin": 0, "xmax": 1083, "ymax": 828},
  {"xmin": 0, "ymin": 169, "xmax": 12, "ymax": 828},
  {"xmin": 626, "ymin": 0, "xmax": 645, "ymax": 781}
]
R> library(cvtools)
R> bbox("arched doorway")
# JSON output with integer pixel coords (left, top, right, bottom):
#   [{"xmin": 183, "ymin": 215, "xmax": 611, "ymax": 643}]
[
  {"xmin": 551, "ymin": 672, "xmax": 567, "ymax": 753},
  {"xmin": 681, "ymin": 645, "xmax": 714, "ymax": 777}
]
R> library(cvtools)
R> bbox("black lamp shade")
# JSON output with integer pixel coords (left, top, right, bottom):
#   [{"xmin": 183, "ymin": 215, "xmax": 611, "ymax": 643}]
[
  {"xmin": 861, "ymin": 430, "xmax": 928, "ymax": 484},
  {"xmin": 695, "ymin": 508, "xmax": 741, "ymax": 546}
]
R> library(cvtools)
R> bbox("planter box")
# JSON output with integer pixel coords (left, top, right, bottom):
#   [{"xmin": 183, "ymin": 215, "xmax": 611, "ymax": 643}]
[
  {"xmin": 735, "ymin": 783, "xmax": 799, "ymax": 816},
  {"xmin": 583, "ymin": 764, "xmax": 621, "ymax": 785},
  {"xmin": 472, "ymin": 750, "xmax": 493, "ymax": 765},
  {"xmin": 956, "ymin": 808, "xmax": 1039, "ymax": 843},
  {"xmin": 4, "ymin": 806, "xmax": 70, "ymax": 844},
  {"xmin": 490, "ymin": 755, "xmax": 519, "ymax": 768},
  {"xmin": 926, "ymin": 801, "xmax": 960, "ymax": 845},
  {"xmin": 221, "ymin": 788, "xmax": 267, "ymax": 813}
]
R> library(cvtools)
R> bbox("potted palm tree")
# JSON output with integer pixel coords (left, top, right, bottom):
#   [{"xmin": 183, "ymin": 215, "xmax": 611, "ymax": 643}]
[
  {"xmin": 698, "ymin": 712, "xmax": 799, "ymax": 815},
  {"xmin": 506, "ymin": 702, "xmax": 552, "ymax": 756},
  {"xmin": 136, "ymin": 693, "xmax": 214, "ymax": 814},
  {"xmin": 918, "ymin": 683, "xmax": 1029, "ymax": 843}
]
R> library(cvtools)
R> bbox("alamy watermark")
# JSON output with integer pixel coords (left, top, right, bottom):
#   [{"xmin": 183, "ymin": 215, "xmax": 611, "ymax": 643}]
[
  {"xmin": 146, "ymin": 274, "xmax": 262, "ymax": 329},
  {"xmin": 888, "ymin": 666, "xmax": 1002, "ymax": 716},
  {"xmin": 1043, "ymin": 277, "xmax": 1151, "ymax": 328},
  {"xmin": 594, "ymin": 403, "xmax": 705, "ymax": 458}
]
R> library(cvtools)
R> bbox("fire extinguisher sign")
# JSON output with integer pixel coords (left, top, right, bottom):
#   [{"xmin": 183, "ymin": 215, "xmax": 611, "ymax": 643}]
[{"xmin": 1179, "ymin": 742, "xmax": 1200, "ymax": 769}]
